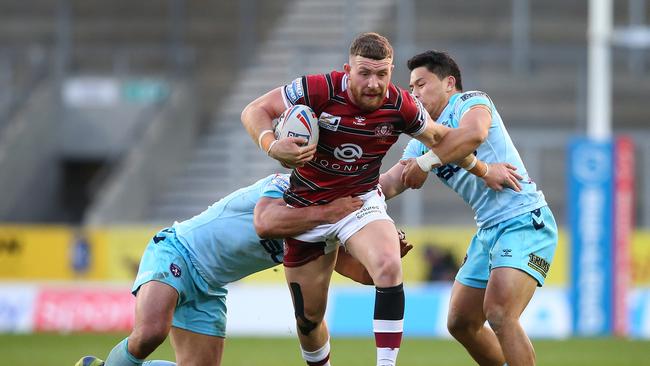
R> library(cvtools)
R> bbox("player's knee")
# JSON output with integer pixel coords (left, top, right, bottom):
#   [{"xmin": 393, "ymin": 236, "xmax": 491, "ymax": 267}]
[
  {"xmin": 484, "ymin": 305, "xmax": 512, "ymax": 335},
  {"xmin": 447, "ymin": 312, "xmax": 482, "ymax": 338},
  {"xmin": 371, "ymin": 255, "xmax": 402, "ymax": 287}
]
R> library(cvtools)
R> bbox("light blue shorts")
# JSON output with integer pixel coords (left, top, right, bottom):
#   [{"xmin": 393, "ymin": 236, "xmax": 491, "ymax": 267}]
[
  {"xmin": 456, "ymin": 206, "xmax": 558, "ymax": 288},
  {"xmin": 132, "ymin": 228, "xmax": 228, "ymax": 337}
]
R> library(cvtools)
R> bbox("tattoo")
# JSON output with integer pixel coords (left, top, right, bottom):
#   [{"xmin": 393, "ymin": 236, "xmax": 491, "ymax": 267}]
[{"xmin": 289, "ymin": 282, "xmax": 318, "ymax": 335}]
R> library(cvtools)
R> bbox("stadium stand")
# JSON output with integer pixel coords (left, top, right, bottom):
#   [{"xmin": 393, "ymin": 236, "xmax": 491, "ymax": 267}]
[{"xmin": 0, "ymin": 0, "xmax": 647, "ymax": 227}]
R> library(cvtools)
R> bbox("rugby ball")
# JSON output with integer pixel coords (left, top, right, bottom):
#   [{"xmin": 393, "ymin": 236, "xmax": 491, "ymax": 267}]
[{"xmin": 275, "ymin": 104, "xmax": 319, "ymax": 146}]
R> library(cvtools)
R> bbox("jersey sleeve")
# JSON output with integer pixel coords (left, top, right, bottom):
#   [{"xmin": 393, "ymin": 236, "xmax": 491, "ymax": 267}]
[
  {"xmin": 454, "ymin": 91, "xmax": 494, "ymax": 128},
  {"xmin": 401, "ymin": 138, "xmax": 429, "ymax": 160},
  {"xmin": 400, "ymin": 91, "xmax": 428, "ymax": 136},
  {"xmin": 281, "ymin": 74, "xmax": 330, "ymax": 110},
  {"xmin": 261, "ymin": 174, "xmax": 291, "ymax": 199}
]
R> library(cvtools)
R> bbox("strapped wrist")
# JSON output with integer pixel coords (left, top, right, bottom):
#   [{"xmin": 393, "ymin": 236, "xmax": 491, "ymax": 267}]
[
  {"xmin": 266, "ymin": 139, "xmax": 279, "ymax": 156},
  {"xmin": 415, "ymin": 150, "xmax": 442, "ymax": 172},
  {"xmin": 462, "ymin": 155, "xmax": 478, "ymax": 171},
  {"xmin": 479, "ymin": 163, "xmax": 489, "ymax": 177}
]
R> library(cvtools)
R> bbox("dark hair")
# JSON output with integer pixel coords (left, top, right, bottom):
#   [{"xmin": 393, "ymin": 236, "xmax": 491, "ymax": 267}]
[
  {"xmin": 349, "ymin": 32, "xmax": 393, "ymax": 60},
  {"xmin": 407, "ymin": 50, "xmax": 463, "ymax": 91}
]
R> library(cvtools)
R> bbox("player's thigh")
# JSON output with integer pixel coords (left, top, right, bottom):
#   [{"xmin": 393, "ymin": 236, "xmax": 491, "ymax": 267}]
[
  {"xmin": 284, "ymin": 249, "xmax": 337, "ymax": 318},
  {"xmin": 170, "ymin": 326, "xmax": 224, "ymax": 366},
  {"xmin": 344, "ymin": 219, "xmax": 400, "ymax": 273},
  {"xmin": 134, "ymin": 281, "xmax": 178, "ymax": 333},
  {"xmin": 484, "ymin": 267, "xmax": 537, "ymax": 319},
  {"xmin": 447, "ymin": 280, "xmax": 487, "ymax": 327}
]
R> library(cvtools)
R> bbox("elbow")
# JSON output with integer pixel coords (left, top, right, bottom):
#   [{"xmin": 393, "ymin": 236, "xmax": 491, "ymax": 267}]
[
  {"xmin": 254, "ymin": 215, "xmax": 273, "ymax": 238},
  {"xmin": 474, "ymin": 129, "xmax": 488, "ymax": 145},
  {"xmin": 240, "ymin": 103, "xmax": 254, "ymax": 125}
]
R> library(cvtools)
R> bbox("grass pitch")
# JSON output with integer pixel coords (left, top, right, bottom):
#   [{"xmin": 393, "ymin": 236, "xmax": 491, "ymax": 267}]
[{"xmin": 1, "ymin": 333, "xmax": 648, "ymax": 366}]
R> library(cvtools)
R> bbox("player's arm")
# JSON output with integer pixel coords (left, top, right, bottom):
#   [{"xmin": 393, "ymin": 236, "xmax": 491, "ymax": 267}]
[
  {"xmin": 425, "ymin": 106, "xmax": 491, "ymax": 163},
  {"xmin": 411, "ymin": 115, "xmax": 488, "ymax": 179},
  {"xmin": 334, "ymin": 231, "xmax": 413, "ymax": 285},
  {"xmin": 240, "ymin": 87, "xmax": 316, "ymax": 167},
  {"xmin": 378, "ymin": 162, "xmax": 409, "ymax": 199},
  {"xmin": 405, "ymin": 109, "xmax": 522, "ymax": 191},
  {"xmin": 253, "ymin": 196, "xmax": 363, "ymax": 238}
]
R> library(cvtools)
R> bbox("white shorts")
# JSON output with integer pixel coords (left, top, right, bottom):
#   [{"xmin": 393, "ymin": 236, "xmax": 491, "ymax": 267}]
[{"xmin": 292, "ymin": 189, "xmax": 393, "ymax": 246}]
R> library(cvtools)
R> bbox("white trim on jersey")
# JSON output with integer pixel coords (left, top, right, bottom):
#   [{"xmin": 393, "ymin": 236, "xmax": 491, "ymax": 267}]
[{"xmin": 281, "ymin": 86, "xmax": 292, "ymax": 108}]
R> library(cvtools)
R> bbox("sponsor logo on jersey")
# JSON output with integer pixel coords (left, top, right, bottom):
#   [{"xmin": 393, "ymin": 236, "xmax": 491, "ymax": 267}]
[
  {"xmin": 169, "ymin": 263, "xmax": 182, "ymax": 277},
  {"xmin": 353, "ymin": 116, "xmax": 366, "ymax": 125},
  {"xmin": 315, "ymin": 159, "xmax": 370, "ymax": 172},
  {"xmin": 333, "ymin": 143, "xmax": 363, "ymax": 162},
  {"xmin": 460, "ymin": 91, "xmax": 488, "ymax": 102},
  {"xmin": 374, "ymin": 122, "xmax": 393, "ymax": 136},
  {"xmin": 285, "ymin": 77, "xmax": 304, "ymax": 104},
  {"xmin": 528, "ymin": 253, "xmax": 550, "ymax": 278},
  {"xmin": 318, "ymin": 112, "xmax": 341, "ymax": 131}
]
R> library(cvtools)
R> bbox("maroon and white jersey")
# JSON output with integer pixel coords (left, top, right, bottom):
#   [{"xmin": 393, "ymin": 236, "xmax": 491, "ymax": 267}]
[{"xmin": 281, "ymin": 70, "xmax": 428, "ymax": 207}]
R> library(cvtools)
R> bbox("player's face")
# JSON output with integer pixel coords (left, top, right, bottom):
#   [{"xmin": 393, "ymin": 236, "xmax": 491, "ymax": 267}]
[
  {"xmin": 345, "ymin": 55, "xmax": 393, "ymax": 111},
  {"xmin": 409, "ymin": 66, "xmax": 452, "ymax": 120}
]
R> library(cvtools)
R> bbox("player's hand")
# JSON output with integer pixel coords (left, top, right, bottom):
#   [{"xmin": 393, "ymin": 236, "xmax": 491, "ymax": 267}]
[
  {"xmin": 269, "ymin": 137, "xmax": 317, "ymax": 168},
  {"xmin": 482, "ymin": 163, "xmax": 523, "ymax": 192},
  {"xmin": 399, "ymin": 158, "xmax": 429, "ymax": 189},
  {"xmin": 323, "ymin": 196, "xmax": 363, "ymax": 223},
  {"xmin": 398, "ymin": 229, "xmax": 413, "ymax": 258}
]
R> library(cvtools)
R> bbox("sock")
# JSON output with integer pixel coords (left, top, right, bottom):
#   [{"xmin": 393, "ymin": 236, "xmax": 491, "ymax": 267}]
[
  {"xmin": 105, "ymin": 338, "xmax": 144, "ymax": 366},
  {"xmin": 373, "ymin": 284, "xmax": 404, "ymax": 366},
  {"xmin": 104, "ymin": 338, "xmax": 176, "ymax": 366},
  {"xmin": 301, "ymin": 339, "xmax": 331, "ymax": 366}
]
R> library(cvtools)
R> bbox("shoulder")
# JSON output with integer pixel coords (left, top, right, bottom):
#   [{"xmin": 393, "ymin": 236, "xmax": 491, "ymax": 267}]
[
  {"xmin": 457, "ymin": 91, "xmax": 493, "ymax": 107},
  {"xmin": 261, "ymin": 174, "xmax": 290, "ymax": 198}
]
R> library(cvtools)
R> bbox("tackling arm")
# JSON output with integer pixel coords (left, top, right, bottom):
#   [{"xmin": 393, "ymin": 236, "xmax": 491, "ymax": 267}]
[
  {"xmin": 412, "ymin": 113, "xmax": 489, "ymax": 177},
  {"xmin": 424, "ymin": 106, "xmax": 491, "ymax": 163},
  {"xmin": 253, "ymin": 196, "xmax": 363, "ymax": 238}
]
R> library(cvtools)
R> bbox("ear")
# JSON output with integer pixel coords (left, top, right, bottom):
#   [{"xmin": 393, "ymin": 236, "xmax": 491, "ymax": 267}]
[
  {"xmin": 446, "ymin": 76, "xmax": 456, "ymax": 91},
  {"xmin": 344, "ymin": 63, "xmax": 351, "ymax": 75}
]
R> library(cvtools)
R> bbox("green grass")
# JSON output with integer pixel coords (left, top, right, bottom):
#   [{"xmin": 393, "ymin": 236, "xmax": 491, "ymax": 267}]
[{"xmin": 1, "ymin": 333, "xmax": 648, "ymax": 366}]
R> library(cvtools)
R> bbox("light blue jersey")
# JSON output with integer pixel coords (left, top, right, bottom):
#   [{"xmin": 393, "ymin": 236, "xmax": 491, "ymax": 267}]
[
  {"xmin": 132, "ymin": 174, "xmax": 290, "ymax": 337},
  {"xmin": 402, "ymin": 91, "xmax": 546, "ymax": 228},
  {"xmin": 172, "ymin": 174, "xmax": 289, "ymax": 287}
]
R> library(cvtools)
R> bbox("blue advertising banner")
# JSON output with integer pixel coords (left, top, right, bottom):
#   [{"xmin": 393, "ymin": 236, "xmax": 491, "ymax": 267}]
[{"xmin": 568, "ymin": 138, "xmax": 614, "ymax": 336}]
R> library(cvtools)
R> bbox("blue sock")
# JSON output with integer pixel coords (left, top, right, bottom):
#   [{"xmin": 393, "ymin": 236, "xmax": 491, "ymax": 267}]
[
  {"xmin": 105, "ymin": 338, "xmax": 144, "ymax": 366},
  {"xmin": 104, "ymin": 338, "xmax": 175, "ymax": 366}
]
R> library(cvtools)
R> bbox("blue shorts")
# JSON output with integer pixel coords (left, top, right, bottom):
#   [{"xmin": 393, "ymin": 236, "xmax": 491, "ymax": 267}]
[
  {"xmin": 132, "ymin": 228, "xmax": 228, "ymax": 337},
  {"xmin": 456, "ymin": 206, "xmax": 558, "ymax": 288}
]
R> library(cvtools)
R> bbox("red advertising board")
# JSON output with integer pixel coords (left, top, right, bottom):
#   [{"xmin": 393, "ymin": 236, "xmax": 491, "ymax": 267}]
[
  {"xmin": 33, "ymin": 287, "xmax": 134, "ymax": 332},
  {"xmin": 613, "ymin": 136, "xmax": 635, "ymax": 336}
]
